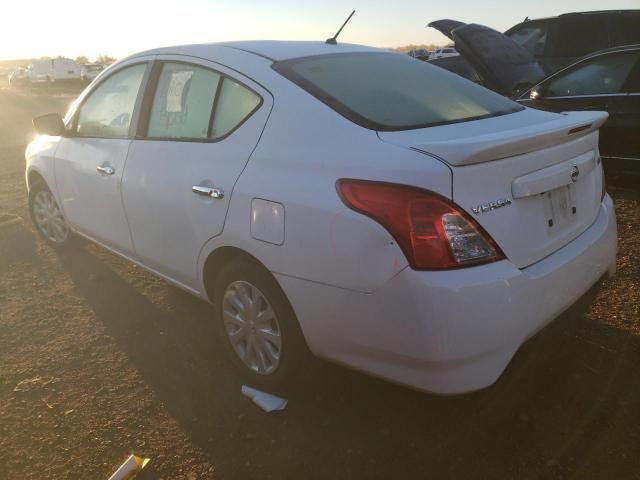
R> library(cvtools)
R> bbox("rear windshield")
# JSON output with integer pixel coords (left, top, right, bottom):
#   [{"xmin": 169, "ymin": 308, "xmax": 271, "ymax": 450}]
[{"xmin": 273, "ymin": 52, "xmax": 523, "ymax": 131}]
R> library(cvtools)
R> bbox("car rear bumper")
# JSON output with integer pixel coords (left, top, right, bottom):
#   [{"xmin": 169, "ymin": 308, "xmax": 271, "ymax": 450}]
[{"xmin": 277, "ymin": 194, "xmax": 617, "ymax": 394}]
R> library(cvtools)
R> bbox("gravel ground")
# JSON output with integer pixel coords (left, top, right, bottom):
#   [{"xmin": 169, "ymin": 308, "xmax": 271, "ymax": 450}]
[{"xmin": 0, "ymin": 86, "xmax": 638, "ymax": 479}]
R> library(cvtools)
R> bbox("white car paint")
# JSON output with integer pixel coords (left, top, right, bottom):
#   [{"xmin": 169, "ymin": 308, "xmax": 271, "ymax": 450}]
[
  {"xmin": 26, "ymin": 40, "xmax": 617, "ymax": 394},
  {"xmin": 430, "ymin": 48, "xmax": 459, "ymax": 59}
]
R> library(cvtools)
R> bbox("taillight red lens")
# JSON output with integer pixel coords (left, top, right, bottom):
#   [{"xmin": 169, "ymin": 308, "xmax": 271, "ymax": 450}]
[{"xmin": 336, "ymin": 179, "xmax": 505, "ymax": 270}]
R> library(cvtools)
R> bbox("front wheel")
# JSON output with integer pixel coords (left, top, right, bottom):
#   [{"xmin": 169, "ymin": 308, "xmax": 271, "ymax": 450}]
[
  {"xmin": 29, "ymin": 182, "xmax": 71, "ymax": 247},
  {"xmin": 213, "ymin": 257, "xmax": 308, "ymax": 390}
]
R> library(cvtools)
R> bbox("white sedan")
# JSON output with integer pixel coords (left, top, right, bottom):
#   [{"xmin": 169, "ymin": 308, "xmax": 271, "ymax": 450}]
[
  {"xmin": 26, "ymin": 40, "xmax": 617, "ymax": 394},
  {"xmin": 430, "ymin": 47, "xmax": 459, "ymax": 59}
]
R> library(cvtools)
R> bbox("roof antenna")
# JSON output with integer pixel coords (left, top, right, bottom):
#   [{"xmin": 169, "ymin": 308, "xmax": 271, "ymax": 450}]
[{"xmin": 326, "ymin": 10, "xmax": 356, "ymax": 44}]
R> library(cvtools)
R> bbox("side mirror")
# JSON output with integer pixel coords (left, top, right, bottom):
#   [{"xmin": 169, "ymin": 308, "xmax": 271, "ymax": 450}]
[{"xmin": 33, "ymin": 113, "xmax": 66, "ymax": 136}]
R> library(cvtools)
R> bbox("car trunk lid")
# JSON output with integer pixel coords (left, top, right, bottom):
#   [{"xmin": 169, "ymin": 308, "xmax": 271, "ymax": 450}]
[{"xmin": 378, "ymin": 109, "xmax": 608, "ymax": 268}]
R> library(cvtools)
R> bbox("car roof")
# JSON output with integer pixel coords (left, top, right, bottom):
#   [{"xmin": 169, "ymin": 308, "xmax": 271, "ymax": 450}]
[
  {"xmin": 507, "ymin": 9, "xmax": 640, "ymax": 30},
  {"xmin": 139, "ymin": 40, "xmax": 381, "ymax": 62}
]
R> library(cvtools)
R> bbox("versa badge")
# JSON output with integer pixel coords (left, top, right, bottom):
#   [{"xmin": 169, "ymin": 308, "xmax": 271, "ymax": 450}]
[{"xmin": 471, "ymin": 198, "xmax": 512, "ymax": 215}]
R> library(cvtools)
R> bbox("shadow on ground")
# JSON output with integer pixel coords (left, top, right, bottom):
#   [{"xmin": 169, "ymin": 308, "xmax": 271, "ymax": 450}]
[{"xmin": 55, "ymin": 233, "xmax": 640, "ymax": 479}]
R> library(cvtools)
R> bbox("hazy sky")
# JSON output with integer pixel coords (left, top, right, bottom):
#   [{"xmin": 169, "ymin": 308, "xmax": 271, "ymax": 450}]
[{"xmin": 1, "ymin": 0, "xmax": 638, "ymax": 60}]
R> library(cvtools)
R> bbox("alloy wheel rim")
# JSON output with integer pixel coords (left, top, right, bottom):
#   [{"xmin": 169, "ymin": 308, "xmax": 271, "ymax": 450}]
[
  {"xmin": 222, "ymin": 280, "xmax": 282, "ymax": 375},
  {"xmin": 32, "ymin": 191, "xmax": 69, "ymax": 244}
]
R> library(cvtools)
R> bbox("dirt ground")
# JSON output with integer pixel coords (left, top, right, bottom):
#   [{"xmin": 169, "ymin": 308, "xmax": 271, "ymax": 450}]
[{"xmin": 0, "ymin": 85, "xmax": 639, "ymax": 480}]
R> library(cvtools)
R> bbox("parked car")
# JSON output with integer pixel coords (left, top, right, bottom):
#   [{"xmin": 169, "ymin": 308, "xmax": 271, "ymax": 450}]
[
  {"xmin": 427, "ymin": 19, "xmax": 640, "ymax": 171},
  {"xmin": 428, "ymin": 21, "xmax": 546, "ymax": 96},
  {"xmin": 407, "ymin": 48, "xmax": 430, "ymax": 61},
  {"xmin": 505, "ymin": 10, "xmax": 640, "ymax": 73},
  {"xmin": 428, "ymin": 11, "xmax": 640, "ymax": 78},
  {"xmin": 8, "ymin": 67, "xmax": 28, "ymax": 87},
  {"xmin": 22, "ymin": 58, "xmax": 82, "ymax": 85},
  {"xmin": 80, "ymin": 64, "xmax": 106, "ymax": 83},
  {"xmin": 430, "ymin": 47, "xmax": 458, "ymax": 59},
  {"xmin": 26, "ymin": 41, "xmax": 617, "ymax": 395},
  {"xmin": 518, "ymin": 45, "xmax": 640, "ymax": 172}
]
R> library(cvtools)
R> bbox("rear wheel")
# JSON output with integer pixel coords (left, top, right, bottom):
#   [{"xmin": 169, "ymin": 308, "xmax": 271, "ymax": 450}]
[
  {"xmin": 213, "ymin": 257, "xmax": 308, "ymax": 390},
  {"xmin": 29, "ymin": 182, "xmax": 71, "ymax": 247}
]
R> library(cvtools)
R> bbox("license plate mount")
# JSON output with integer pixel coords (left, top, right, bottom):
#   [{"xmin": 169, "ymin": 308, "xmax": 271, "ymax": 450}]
[{"xmin": 544, "ymin": 184, "xmax": 577, "ymax": 230}]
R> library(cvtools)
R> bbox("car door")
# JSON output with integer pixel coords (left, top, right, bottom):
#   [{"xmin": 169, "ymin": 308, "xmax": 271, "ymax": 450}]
[
  {"xmin": 520, "ymin": 50, "xmax": 640, "ymax": 159},
  {"xmin": 54, "ymin": 60, "xmax": 152, "ymax": 254},
  {"xmin": 122, "ymin": 56, "xmax": 272, "ymax": 290},
  {"xmin": 613, "ymin": 58, "xmax": 640, "ymax": 160}
]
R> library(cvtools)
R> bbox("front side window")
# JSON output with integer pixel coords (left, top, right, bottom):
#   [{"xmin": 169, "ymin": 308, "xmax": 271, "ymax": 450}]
[
  {"xmin": 545, "ymin": 52, "xmax": 640, "ymax": 97},
  {"xmin": 274, "ymin": 52, "xmax": 522, "ymax": 131},
  {"xmin": 76, "ymin": 64, "xmax": 146, "ymax": 137}
]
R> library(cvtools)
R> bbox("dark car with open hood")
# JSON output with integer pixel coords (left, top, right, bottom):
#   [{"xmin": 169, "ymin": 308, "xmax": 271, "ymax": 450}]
[
  {"xmin": 427, "ymin": 19, "xmax": 640, "ymax": 173},
  {"xmin": 430, "ymin": 11, "xmax": 640, "ymax": 79},
  {"xmin": 505, "ymin": 10, "xmax": 640, "ymax": 73},
  {"xmin": 518, "ymin": 45, "xmax": 640, "ymax": 173}
]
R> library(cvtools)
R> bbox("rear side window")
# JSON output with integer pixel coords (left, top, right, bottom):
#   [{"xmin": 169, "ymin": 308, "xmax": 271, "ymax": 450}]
[
  {"xmin": 545, "ymin": 52, "xmax": 640, "ymax": 97},
  {"xmin": 608, "ymin": 13, "xmax": 640, "ymax": 47},
  {"xmin": 148, "ymin": 63, "xmax": 221, "ymax": 139},
  {"xmin": 211, "ymin": 78, "xmax": 262, "ymax": 138},
  {"xmin": 507, "ymin": 22, "xmax": 548, "ymax": 57},
  {"xmin": 146, "ymin": 63, "xmax": 262, "ymax": 140},
  {"xmin": 77, "ymin": 63, "xmax": 146, "ymax": 138},
  {"xmin": 273, "ymin": 52, "xmax": 522, "ymax": 131},
  {"xmin": 554, "ymin": 16, "xmax": 607, "ymax": 58}
]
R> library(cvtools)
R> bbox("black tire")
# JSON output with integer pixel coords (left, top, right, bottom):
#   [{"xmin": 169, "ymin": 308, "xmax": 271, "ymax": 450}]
[
  {"xmin": 29, "ymin": 181, "xmax": 73, "ymax": 248},
  {"xmin": 213, "ymin": 256, "xmax": 309, "ymax": 391}
]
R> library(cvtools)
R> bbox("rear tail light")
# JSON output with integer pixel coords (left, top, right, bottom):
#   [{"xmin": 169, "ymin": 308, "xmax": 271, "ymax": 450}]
[{"xmin": 336, "ymin": 179, "xmax": 505, "ymax": 270}]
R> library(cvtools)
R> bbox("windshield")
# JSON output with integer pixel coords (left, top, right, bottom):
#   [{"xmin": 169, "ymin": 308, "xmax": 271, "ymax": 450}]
[{"xmin": 273, "ymin": 52, "xmax": 522, "ymax": 131}]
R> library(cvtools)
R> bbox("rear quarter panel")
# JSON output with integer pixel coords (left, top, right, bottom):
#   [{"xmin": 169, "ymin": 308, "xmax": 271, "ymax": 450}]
[{"xmin": 198, "ymin": 74, "xmax": 452, "ymax": 294}]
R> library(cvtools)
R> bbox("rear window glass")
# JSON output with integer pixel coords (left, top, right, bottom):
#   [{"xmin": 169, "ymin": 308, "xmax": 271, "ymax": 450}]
[{"xmin": 273, "ymin": 52, "xmax": 522, "ymax": 131}]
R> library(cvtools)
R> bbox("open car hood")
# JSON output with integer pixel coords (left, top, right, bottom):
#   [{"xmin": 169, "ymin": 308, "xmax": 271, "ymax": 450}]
[
  {"xmin": 428, "ymin": 20, "xmax": 546, "ymax": 96},
  {"xmin": 427, "ymin": 19, "xmax": 464, "ymax": 41}
]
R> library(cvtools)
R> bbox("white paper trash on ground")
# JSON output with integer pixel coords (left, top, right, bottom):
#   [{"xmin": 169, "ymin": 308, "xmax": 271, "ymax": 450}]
[
  {"xmin": 241, "ymin": 385, "xmax": 288, "ymax": 412},
  {"xmin": 107, "ymin": 454, "xmax": 150, "ymax": 480}
]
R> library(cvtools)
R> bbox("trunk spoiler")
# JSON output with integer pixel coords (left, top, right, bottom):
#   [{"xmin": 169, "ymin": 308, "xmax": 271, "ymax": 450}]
[{"xmin": 411, "ymin": 111, "xmax": 608, "ymax": 166}]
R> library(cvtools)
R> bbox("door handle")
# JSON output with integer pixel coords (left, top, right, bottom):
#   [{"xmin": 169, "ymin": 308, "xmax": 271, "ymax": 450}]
[
  {"xmin": 192, "ymin": 185, "xmax": 225, "ymax": 199},
  {"xmin": 96, "ymin": 165, "xmax": 115, "ymax": 175}
]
